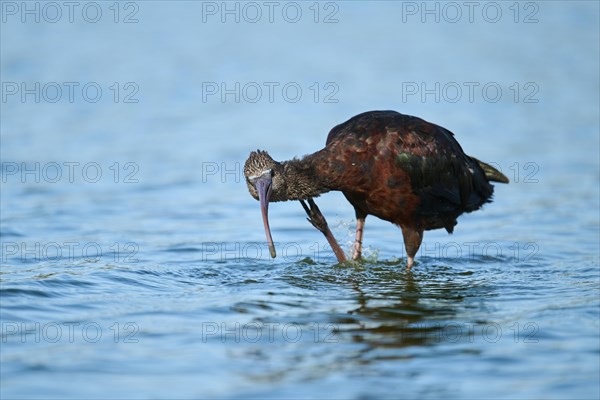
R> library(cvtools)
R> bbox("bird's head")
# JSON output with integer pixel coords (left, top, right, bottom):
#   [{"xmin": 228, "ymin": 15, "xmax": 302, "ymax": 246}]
[{"xmin": 243, "ymin": 150, "xmax": 286, "ymax": 258}]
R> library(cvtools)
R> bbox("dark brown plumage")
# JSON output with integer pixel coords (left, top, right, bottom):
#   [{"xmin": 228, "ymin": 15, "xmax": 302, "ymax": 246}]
[{"xmin": 244, "ymin": 110, "xmax": 508, "ymax": 268}]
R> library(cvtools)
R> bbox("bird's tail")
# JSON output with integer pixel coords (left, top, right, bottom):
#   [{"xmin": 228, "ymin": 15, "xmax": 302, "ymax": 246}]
[{"xmin": 472, "ymin": 158, "xmax": 510, "ymax": 183}]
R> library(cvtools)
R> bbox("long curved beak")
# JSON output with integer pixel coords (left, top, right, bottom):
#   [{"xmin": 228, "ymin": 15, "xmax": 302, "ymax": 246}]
[{"xmin": 255, "ymin": 176, "xmax": 276, "ymax": 258}]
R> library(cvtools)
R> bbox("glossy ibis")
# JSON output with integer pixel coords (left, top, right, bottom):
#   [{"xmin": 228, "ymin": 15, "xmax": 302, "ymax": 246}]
[{"xmin": 244, "ymin": 110, "xmax": 508, "ymax": 268}]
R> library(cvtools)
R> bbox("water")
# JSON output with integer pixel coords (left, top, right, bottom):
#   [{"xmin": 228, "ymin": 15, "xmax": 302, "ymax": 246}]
[{"xmin": 1, "ymin": 1, "xmax": 599, "ymax": 399}]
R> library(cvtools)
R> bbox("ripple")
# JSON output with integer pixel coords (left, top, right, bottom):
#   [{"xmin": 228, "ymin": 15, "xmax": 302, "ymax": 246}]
[
  {"xmin": 163, "ymin": 247, "xmax": 201, "ymax": 253},
  {"xmin": 0, "ymin": 228, "xmax": 25, "ymax": 238},
  {"xmin": 0, "ymin": 288, "xmax": 52, "ymax": 298}
]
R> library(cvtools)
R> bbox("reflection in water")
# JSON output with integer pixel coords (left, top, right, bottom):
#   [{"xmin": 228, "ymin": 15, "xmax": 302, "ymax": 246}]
[
  {"xmin": 347, "ymin": 266, "xmax": 440, "ymax": 349},
  {"xmin": 336, "ymin": 260, "xmax": 484, "ymax": 354},
  {"xmin": 233, "ymin": 257, "xmax": 499, "ymax": 386}
]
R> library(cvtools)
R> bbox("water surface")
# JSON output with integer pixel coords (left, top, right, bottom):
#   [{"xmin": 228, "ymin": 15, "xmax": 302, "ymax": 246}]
[{"xmin": 1, "ymin": 2, "xmax": 599, "ymax": 399}]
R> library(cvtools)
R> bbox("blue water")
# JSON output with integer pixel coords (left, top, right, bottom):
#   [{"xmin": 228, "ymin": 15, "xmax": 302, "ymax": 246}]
[{"xmin": 1, "ymin": 1, "xmax": 599, "ymax": 399}]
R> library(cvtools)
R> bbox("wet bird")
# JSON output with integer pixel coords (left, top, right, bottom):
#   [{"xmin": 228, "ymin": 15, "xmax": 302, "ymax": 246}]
[{"xmin": 244, "ymin": 110, "xmax": 509, "ymax": 268}]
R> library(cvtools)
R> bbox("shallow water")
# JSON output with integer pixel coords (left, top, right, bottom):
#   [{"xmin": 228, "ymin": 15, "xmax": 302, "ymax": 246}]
[{"xmin": 1, "ymin": 1, "xmax": 599, "ymax": 399}]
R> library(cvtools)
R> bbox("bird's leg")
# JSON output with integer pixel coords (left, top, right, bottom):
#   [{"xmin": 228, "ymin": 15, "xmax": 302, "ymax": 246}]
[
  {"xmin": 300, "ymin": 198, "xmax": 347, "ymax": 263},
  {"xmin": 300, "ymin": 199, "xmax": 325, "ymax": 233},
  {"xmin": 352, "ymin": 212, "xmax": 367, "ymax": 260},
  {"xmin": 401, "ymin": 226, "xmax": 423, "ymax": 269}
]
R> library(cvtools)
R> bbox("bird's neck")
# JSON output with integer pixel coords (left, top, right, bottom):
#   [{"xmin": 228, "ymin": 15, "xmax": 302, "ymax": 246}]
[{"xmin": 280, "ymin": 155, "xmax": 330, "ymax": 201}]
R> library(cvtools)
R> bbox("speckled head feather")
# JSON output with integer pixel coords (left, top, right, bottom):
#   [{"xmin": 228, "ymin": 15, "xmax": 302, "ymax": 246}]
[
  {"xmin": 244, "ymin": 150, "xmax": 287, "ymax": 202},
  {"xmin": 244, "ymin": 150, "xmax": 328, "ymax": 202}
]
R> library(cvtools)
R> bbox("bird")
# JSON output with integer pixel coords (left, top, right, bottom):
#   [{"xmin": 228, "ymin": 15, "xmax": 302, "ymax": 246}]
[{"xmin": 244, "ymin": 110, "xmax": 509, "ymax": 268}]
